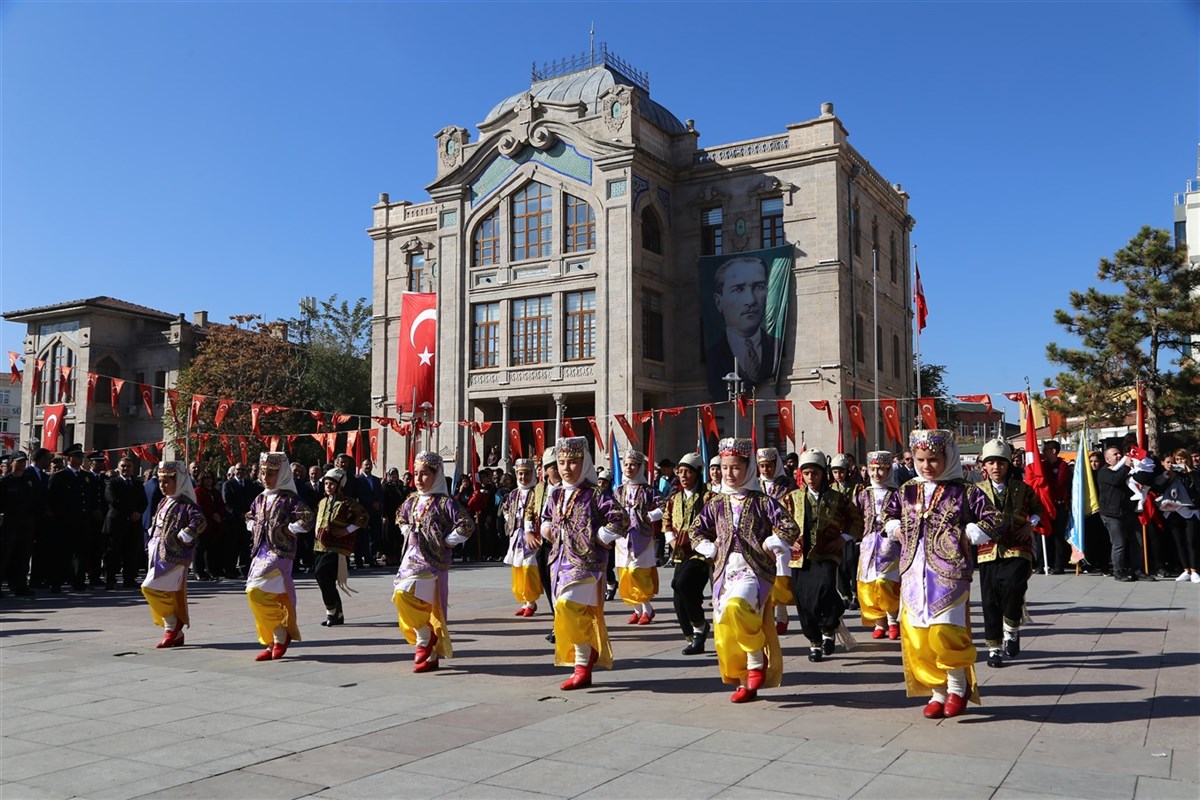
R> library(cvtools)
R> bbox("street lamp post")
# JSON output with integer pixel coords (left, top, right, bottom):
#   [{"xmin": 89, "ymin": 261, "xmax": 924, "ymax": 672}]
[
  {"xmin": 420, "ymin": 401, "xmax": 434, "ymax": 451},
  {"xmin": 723, "ymin": 358, "xmax": 745, "ymax": 439}
]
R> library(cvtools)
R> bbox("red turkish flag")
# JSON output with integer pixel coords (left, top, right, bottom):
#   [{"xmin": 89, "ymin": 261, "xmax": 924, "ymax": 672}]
[
  {"xmin": 880, "ymin": 399, "xmax": 903, "ymax": 445},
  {"xmin": 8, "ymin": 351, "xmax": 21, "ymax": 384},
  {"xmin": 310, "ymin": 411, "xmax": 326, "ymax": 431},
  {"xmin": 845, "ymin": 400, "xmax": 867, "ymax": 441},
  {"xmin": 657, "ymin": 407, "xmax": 684, "ymax": 421},
  {"xmin": 86, "ymin": 373, "xmax": 98, "ymax": 406},
  {"xmin": 1003, "ymin": 392, "xmax": 1026, "ymax": 404},
  {"xmin": 214, "ymin": 398, "xmax": 234, "ymax": 427},
  {"xmin": 1022, "ymin": 400, "xmax": 1056, "ymax": 536},
  {"xmin": 31, "ymin": 359, "xmax": 45, "ymax": 399},
  {"xmin": 372, "ymin": 416, "xmax": 393, "ymax": 428},
  {"xmin": 1044, "ymin": 389, "xmax": 1065, "ymax": 438},
  {"xmin": 238, "ymin": 437, "xmax": 249, "ymax": 466},
  {"xmin": 42, "ymin": 403, "xmax": 66, "ymax": 452},
  {"xmin": 198, "ymin": 433, "xmax": 212, "ymax": 457},
  {"xmin": 614, "ymin": 414, "xmax": 639, "ymax": 445},
  {"xmin": 699, "ymin": 404, "xmax": 720, "ymax": 441},
  {"xmin": 917, "ymin": 397, "xmax": 938, "ymax": 430},
  {"xmin": 809, "ymin": 400, "xmax": 833, "ymax": 423},
  {"xmin": 251, "ymin": 404, "xmax": 265, "ymax": 436},
  {"xmin": 955, "ymin": 394, "xmax": 993, "ymax": 412},
  {"xmin": 368, "ymin": 429, "xmax": 380, "ymax": 463},
  {"xmin": 166, "ymin": 390, "xmax": 180, "ymax": 425},
  {"xmin": 476, "ymin": 421, "xmax": 493, "ymax": 435},
  {"xmin": 914, "ymin": 261, "xmax": 929, "ymax": 332},
  {"xmin": 138, "ymin": 384, "xmax": 155, "ymax": 418},
  {"xmin": 1, "ymin": 434, "xmax": 15, "ymax": 450},
  {"xmin": 189, "ymin": 395, "xmax": 204, "ymax": 431},
  {"xmin": 507, "ymin": 421, "xmax": 523, "ymax": 459},
  {"xmin": 219, "ymin": 435, "xmax": 235, "ymax": 466},
  {"xmin": 776, "ymin": 400, "xmax": 795, "ymax": 447},
  {"xmin": 111, "ymin": 378, "xmax": 125, "ymax": 417},
  {"xmin": 396, "ymin": 292, "xmax": 437, "ymax": 414},
  {"xmin": 735, "ymin": 395, "xmax": 749, "ymax": 418},
  {"xmin": 331, "ymin": 413, "xmax": 353, "ymax": 428},
  {"xmin": 267, "ymin": 435, "xmax": 281, "ymax": 453},
  {"xmin": 561, "ymin": 418, "xmax": 575, "ymax": 438},
  {"xmin": 324, "ymin": 433, "xmax": 337, "ymax": 464},
  {"xmin": 531, "ymin": 421, "xmax": 546, "ymax": 458},
  {"xmin": 587, "ymin": 416, "xmax": 606, "ymax": 454},
  {"xmin": 286, "ymin": 434, "xmax": 297, "ymax": 454},
  {"xmin": 346, "ymin": 430, "xmax": 360, "ymax": 459},
  {"xmin": 57, "ymin": 366, "xmax": 73, "ymax": 402},
  {"xmin": 102, "ymin": 450, "xmax": 111, "ymax": 470}
]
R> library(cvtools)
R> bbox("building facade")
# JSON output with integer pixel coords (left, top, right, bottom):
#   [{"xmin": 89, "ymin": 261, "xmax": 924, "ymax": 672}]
[
  {"xmin": 370, "ymin": 48, "xmax": 916, "ymax": 469},
  {"xmin": 3, "ymin": 297, "xmax": 208, "ymax": 457}
]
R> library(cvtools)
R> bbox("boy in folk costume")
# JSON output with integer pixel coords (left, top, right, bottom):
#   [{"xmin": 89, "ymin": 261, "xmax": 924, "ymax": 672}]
[
  {"xmin": 525, "ymin": 447, "xmax": 561, "ymax": 639},
  {"xmin": 245, "ymin": 452, "xmax": 314, "ymax": 661},
  {"xmin": 784, "ymin": 450, "xmax": 863, "ymax": 662},
  {"xmin": 880, "ymin": 429, "xmax": 1000, "ymax": 718},
  {"xmin": 141, "ymin": 462, "xmax": 206, "ymax": 648},
  {"xmin": 313, "ymin": 468, "xmax": 368, "ymax": 627},
  {"xmin": 831, "ymin": 453, "xmax": 863, "ymax": 610},
  {"xmin": 975, "ymin": 438, "xmax": 1043, "ymax": 667},
  {"xmin": 538, "ymin": 437, "xmax": 629, "ymax": 690},
  {"xmin": 393, "ymin": 451, "xmax": 475, "ymax": 673},
  {"xmin": 757, "ymin": 447, "xmax": 797, "ymax": 635},
  {"xmin": 502, "ymin": 458, "xmax": 542, "ymax": 617},
  {"xmin": 614, "ymin": 450, "xmax": 663, "ymax": 624},
  {"xmin": 663, "ymin": 452, "xmax": 715, "ymax": 655},
  {"xmin": 855, "ymin": 451, "xmax": 901, "ymax": 640},
  {"xmin": 691, "ymin": 438, "xmax": 800, "ymax": 702}
]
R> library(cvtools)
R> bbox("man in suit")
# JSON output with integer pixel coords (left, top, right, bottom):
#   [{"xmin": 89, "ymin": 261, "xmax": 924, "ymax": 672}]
[
  {"xmin": 705, "ymin": 256, "xmax": 779, "ymax": 399},
  {"xmin": 103, "ymin": 456, "xmax": 148, "ymax": 589},
  {"xmin": 222, "ymin": 462, "xmax": 258, "ymax": 578},
  {"xmin": 355, "ymin": 459, "xmax": 384, "ymax": 566},
  {"xmin": 85, "ymin": 452, "xmax": 109, "ymax": 585},
  {"xmin": 48, "ymin": 443, "xmax": 91, "ymax": 591},
  {"xmin": 0, "ymin": 451, "xmax": 39, "ymax": 597}
]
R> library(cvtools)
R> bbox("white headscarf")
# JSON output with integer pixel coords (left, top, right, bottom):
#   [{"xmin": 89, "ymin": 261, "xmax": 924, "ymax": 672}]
[
  {"xmin": 158, "ymin": 461, "xmax": 197, "ymax": 504},
  {"xmin": 909, "ymin": 430, "xmax": 964, "ymax": 483},
  {"xmin": 414, "ymin": 451, "xmax": 449, "ymax": 496},
  {"xmin": 513, "ymin": 458, "xmax": 538, "ymax": 491},
  {"xmin": 556, "ymin": 437, "xmax": 597, "ymax": 488},
  {"xmin": 259, "ymin": 452, "xmax": 297, "ymax": 496},
  {"xmin": 756, "ymin": 448, "xmax": 787, "ymax": 492},
  {"xmin": 621, "ymin": 449, "xmax": 648, "ymax": 486}
]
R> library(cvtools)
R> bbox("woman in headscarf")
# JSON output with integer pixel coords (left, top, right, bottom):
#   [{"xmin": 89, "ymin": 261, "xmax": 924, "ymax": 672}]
[
  {"xmin": 245, "ymin": 452, "xmax": 314, "ymax": 662},
  {"xmin": 880, "ymin": 429, "xmax": 999, "ymax": 719},
  {"xmin": 539, "ymin": 437, "xmax": 629, "ymax": 691},
  {"xmin": 855, "ymin": 451, "xmax": 902, "ymax": 640},
  {"xmin": 314, "ymin": 467, "xmax": 368, "ymax": 627},
  {"xmin": 691, "ymin": 439, "xmax": 800, "ymax": 703},
  {"xmin": 502, "ymin": 458, "xmax": 543, "ymax": 617},
  {"xmin": 392, "ymin": 451, "xmax": 475, "ymax": 673},
  {"xmin": 614, "ymin": 450, "xmax": 662, "ymax": 624},
  {"xmin": 141, "ymin": 462, "xmax": 206, "ymax": 648}
]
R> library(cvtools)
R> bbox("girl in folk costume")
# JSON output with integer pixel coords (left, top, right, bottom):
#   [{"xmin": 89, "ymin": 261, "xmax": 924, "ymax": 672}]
[
  {"xmin": 880, "ymin": 429, "xmax": 1000, "ymax": 719},
  {"xmin": 856, "ymin": 451, "xmax": 902, "ymax": 640},
  {"xmin": 784, "ymin": 450, "xmax": 863, "ymax": 662},
  {"xmin": 393, "ymin": 451, "xmax": 475, "ymax": 673},
  {"xmin": 245, "ymin": 452, "xmax": 314, "ymax": 662},
  {"xmin": 691, "ymin": 438, "xmax": 800, "ymax": 703},
  {"xmin": 313, "ymin": 468, "xmax": 369, "ymax": 627},
  {"xmin": 503, "ymin": 458, "xmax": 543, "ymax": 617},
  {"xmin": 975, "ymin": 439, "xmax": 1043, "ymax": 667},
  {"xmin": 539, "ymin": 437, "xmax": 629, "ymax": 690},
  {"xmin": 614, "ymin": 450, "xmax": 663, "ymax": 624},
  {"xmin": 664, "ymin": 452, "xmax": 715, "ymax": 655},
  {"xmin": 141, "ymin": 462, "xmax": 206, "ymax": 648},
  {"xmin": 757, "ymin": 447, "xmax": 796, "ymax": 635}
]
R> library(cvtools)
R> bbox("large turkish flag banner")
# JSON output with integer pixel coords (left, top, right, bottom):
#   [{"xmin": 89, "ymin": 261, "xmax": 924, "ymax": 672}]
[
  {"xmin": 42, "ymin": 404, "xmax": 66, "ymax": 452},
  {"xmin": 396, "ymin": 293, "xmax": 437, "ymax": 414}
]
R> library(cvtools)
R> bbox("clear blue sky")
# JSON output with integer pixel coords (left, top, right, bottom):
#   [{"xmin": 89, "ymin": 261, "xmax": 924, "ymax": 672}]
[{"xmin": 3, "ymin": 1, "xmax": 1197, "ymax": 424}]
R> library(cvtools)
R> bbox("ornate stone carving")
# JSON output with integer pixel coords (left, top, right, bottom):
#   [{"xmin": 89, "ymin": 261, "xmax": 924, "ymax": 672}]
[
  {"xmin": 599, "ymin": 85, "xmax": 633, "ymax": 133},
  {"xmin": 690, "ymin": 186, "xmax": 730, "ymax": 207},
  {"xmin": 496, "ymin": 93, "xmax": 558, "ymax": 157},
  {"xmin": 562, "ymin": 364, "xmax": 595, "ymax": 380},
  {"xmin": 400, "ymin": 237, "xmax": 434, "ymax": 256},
  {"xmin": 436, "ymin": 126, "xmax": 470, "ymax": 170},
  {"xmin": 749, "ymin": 176, "xmax": 798, "ymax": 206},
  {"xmin": 469, "ymin": 372, "xmax": 501, "ymax": 387}
]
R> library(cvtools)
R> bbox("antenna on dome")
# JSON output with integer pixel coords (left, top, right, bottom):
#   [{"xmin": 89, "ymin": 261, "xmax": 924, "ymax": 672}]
[{"xmin": 589, "ymin": 22, "xmax": 595, "ymax": 61}]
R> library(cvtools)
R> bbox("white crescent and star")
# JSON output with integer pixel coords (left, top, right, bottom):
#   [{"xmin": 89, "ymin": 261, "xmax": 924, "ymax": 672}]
[{"xmin": 409, "ymin": 309, "xmax": 437, "ymax": 347}]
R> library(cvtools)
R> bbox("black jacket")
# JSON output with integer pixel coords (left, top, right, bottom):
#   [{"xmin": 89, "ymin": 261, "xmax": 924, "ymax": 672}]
[
  {"xmin": 104, "ymin": 475, "xmax": 148, "ymax": 534},
  {"xmin": 1096, "ymin": 464, "xmax": 1133, "ymax": 518}
]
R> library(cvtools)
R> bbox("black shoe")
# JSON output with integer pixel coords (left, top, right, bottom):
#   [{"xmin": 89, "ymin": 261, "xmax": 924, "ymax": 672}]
[
  {"xmin": 1134, "ymin": 572, "xmax": 1157, "ymax": 582},
  {"xmin": 822, "ymin": 636, "xmax": 835, "ymax": 656},
  {"xmin": 1004, "ymin": 633, "xmax": 1020, "ymax": 658},
  {"xmin": 1117, "ymin": 573, "xmax": 1136, "ymax": 582},
  {"xmin": 681, "ymin": 625, "xmax": 708, "ymax": 656},
  {"xmin": 321, "ymin": 614, "xmax": 345, "ymax": 627},
  {"xmin": 1049, "ymin": 568, "xmax": 1065, "ymax": 575},
  {"xmin": 197, "ymin": 573, "xmax": 212, "ymax": 582},
  {"xmin": 808, "ymin": 647, "xmax": 823, "ymax": 662},
  {"xmin": 545, "ymin": 632, "xmax": 556, "ymax": 644},
  {"xmin": 604, "ymin": 586, "xmax": 616, "ymax": 601},
  {"xmin": 987, "ymin": 649, "xmax": 1004, "ymax": 668}
]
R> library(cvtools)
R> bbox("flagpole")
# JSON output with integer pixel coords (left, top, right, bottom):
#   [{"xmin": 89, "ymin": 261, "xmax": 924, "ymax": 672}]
[
  {"xmin": 912, "ymin": 243, "xmax": 922, "ymax": 432},
  {"xmin": 872, "ymin": 247, "xmax": 880, "ymax": 449},
  {"xmin": 1026, "ymin": 376, "xmax": 1050, "ymax": 576}
]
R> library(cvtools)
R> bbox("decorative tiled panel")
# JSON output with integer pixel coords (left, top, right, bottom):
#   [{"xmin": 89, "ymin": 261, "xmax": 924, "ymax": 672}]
[
  {"xmin": 607, "ymin": 178, "xmax": 627, "ymax": 198},
  {"xmin": 631, "ymin": 174, "xmax": 649, "ymax": 209},
  {"xmin": 470, "ymin": 141, "xmax": 593, "ymax": 207},
  {"xmin": 440, "ymin": 210, "xmax": 458, "ymax": 228}
]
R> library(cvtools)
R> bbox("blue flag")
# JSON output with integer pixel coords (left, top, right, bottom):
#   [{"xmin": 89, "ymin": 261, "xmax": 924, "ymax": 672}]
[
  {"xmin": 1067, "ymin": 429, "xmax": 1100, "ymax": 564},
  {"xmin": 610, "ymin": 433, "xmax": 623, "ymax": 488}
]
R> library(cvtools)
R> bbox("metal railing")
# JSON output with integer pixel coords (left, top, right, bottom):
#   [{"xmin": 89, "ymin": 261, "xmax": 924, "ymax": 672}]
[{"xmin": 532, "ymin": 43, "xmax": 650, "ymax": 93}]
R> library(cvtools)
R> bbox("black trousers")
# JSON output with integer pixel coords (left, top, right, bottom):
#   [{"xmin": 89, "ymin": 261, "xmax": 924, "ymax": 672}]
[
  {"xmin": 837, "ymin": 540, "xmax": 859, "ymax": 601},
  {"xmin": 979, "ymin": 557, "xmax": 1031, "ymax": 648},
  {"xmin": 671, "ymin": 557, "xmax": 710, "ymax": 636},
  {"xmin": 104, "ymin": 520, "xmax": 145, "ymax": 585},
  {"xmin": 791, "ymin": 559, "xmax": 845, "ymax": 645},
  {"xmin": 536, "ymin": 539, "xmax": 554, "ymax": 616},
  {"xmin": 1, "ymin": 524, "xmax": 33, "ymax": 592},
  {"xmin": 314, "ymin": 550, "xmax": 344, "ymax": 615},
  {"xmin": 66, "ymin": 513, "xmax": 94, "ymax": 588},
  {"xmin": 193, "ymin": 529, "xmax": 220, "ymax": 578},
  {"xmin": 1166, "ymin": 514, "xmax": 1198, "ymax": 571}
]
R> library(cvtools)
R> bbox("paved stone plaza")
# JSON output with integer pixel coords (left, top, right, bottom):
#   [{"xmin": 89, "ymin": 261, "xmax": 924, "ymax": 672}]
[{"xmin": 2, "ymin": 564, "xmax": 1197, "ymax": 800}]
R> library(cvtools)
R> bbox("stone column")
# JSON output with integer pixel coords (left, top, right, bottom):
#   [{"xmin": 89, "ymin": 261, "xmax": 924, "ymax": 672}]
[
  {"xmin": 553, "ymin": 393, "xmax": 565, "ymax": 444},
  {"xmin": 499, "ymin": 397, "xmax": 510, "ymax": 468}
]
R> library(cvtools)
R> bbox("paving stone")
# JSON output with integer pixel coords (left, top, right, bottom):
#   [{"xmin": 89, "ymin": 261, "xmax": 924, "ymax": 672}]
[
  {"xmin": 316, "ymin": 766, "xmax": 469, "ymax": 799},
  {"xmin": 133, "ymin": 769, "xmax": 326, "ymax": 799},
  {"xmin": 1134, "ymin": 776, "xmax": 1200, "ymax": 799},
  {"xmin": 341, "ymin": 719, "xmax": 492, "ymax": 757},
  {"xmin": 685, "ymin": 730, "xmax": 806, "ymax": 761},
  {"xmin": 244, "ymin": 742, "xmax": 419, "ymax": 784},
  {"xmin": 574, "ymin": 770, "xmax": 728, "ymax": 799},
  {"xmin": 402, "ymin": 745, "xmax": 533, "ymax": 783},
  {"xmin": 1, "ymin": 745, "xmax": 107, "ymax": 783},
  {"xmin": 736, "ymin": 761, "xmax": 876, "ymax": 798},
  {"xmin": 21, "ymin": 756, "xmax": 168, "ymax": 796},
  {"xmin": 884, "ymin": 749, "xmax": 1014, "ymax": 787},
  {"xmin": 636, "ymin": 747, "xmax": 770, "ymax": 784},
  {"xmin": 1000, "ymin": 762, "xmax": 1139, "ymax": 799},
  {"xmin": 854, "ymin": 772, "xmax": 996, "ymax": 799},
  {"xmin": 482, "ymin": 759, "xmax": 623, "ymax": 796}
]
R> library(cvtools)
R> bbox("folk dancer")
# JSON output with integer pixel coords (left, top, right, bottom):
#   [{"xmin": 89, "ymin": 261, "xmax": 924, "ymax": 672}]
[
  {"xmin": 313, "ymin": 468, "xmax": 368, "ymax": 627},
  {"xmin": 975, "ymin": 439, "xmax": 1043, "ymax": 667},
  {"xmin": 246, "ymin": 452, "xmax": 314, "ymax": 661},
  {"xmin": 855, "ymin": 451, "xmax": 901, "ymax": 640},
  {"xmin": 691, "ymin": 438, "xmax": 800, "ymax": 702},
  {"xmin": 784, "ymin": 450, "xmax": 863, "ymax": 662},
  {"xmin": 757, "ymin": 447, "xmax": 796, "ymax": 634},
  {"xmin": 664, "ymin": 453, "xmax": 715, "ymax": 655},
  {"xmin": 527, "ymin": 447, "xmax": 562, "ymax": 639},
  {"xmin": 831, "ymin": 453, "xmax": 862, "ymax": 609},
  {"xmin": 393, "ymin": 451, "xmax": 475, "ymax": 673},
  {"xmin": 538, "ymin": 437, "xmax": 629, "ymax": 690},
  {"xmin": 503, "ymin": 458, "xmax": 542, "ymax": 617},
  {"xmin": 614, "ymin": 450, "xmax": 662, "ymax": 624},
  {"xmin": 880, "ymin": 429, "xmax": 999, "ymax": 718},
  {"xmin": 141, "ymin": 462, "xmax": 206, "ymax": 648}
]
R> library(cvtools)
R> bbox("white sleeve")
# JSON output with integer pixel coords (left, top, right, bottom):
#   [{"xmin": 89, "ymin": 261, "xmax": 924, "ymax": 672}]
[
  {"xmin": 444, "ymin": 532, "xmax": 468, "ymax": 547},
  {"xmin": 762, "ymin": 534, "xmax": 789, "ymax": 556},
  {"xmin": 664, "ymin": 530, "xmax": 676, "ymax": 545},
  {"xmin": 288, "ymin": 521, "xmax": 309, "ymax": 534},
  {"xmin": 647, "ymin": 508, "xmax": 664, "ymax": 523},
  {"xmin": 178, "ymin": 531, "xmax": 194, "ymax": 544},
  {"xmin": 694, "ymin": 539, "xmax": 717, "ymax": 558},
  {"xmin": 964, "ymin": 523, "xmax": 992, "ymax": 545},
  {"xmin": 597, "ymin": 526, "xmax": 622, "ymax": 545}
]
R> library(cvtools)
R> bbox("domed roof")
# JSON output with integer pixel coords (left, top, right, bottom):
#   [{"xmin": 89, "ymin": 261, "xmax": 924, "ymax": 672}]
[{"xmin": 483, "ymin": 65, "xmax": 686, "ymax": 135}]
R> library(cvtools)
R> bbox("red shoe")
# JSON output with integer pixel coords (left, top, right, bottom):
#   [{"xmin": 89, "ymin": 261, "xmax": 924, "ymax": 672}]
[
  {"xmin": 944, "ymin": 692, "xmax": 968, "ymax": 718},
  {"xmin": 730, "ymin": 686, "xmax": 758, "ymax": 703},
  {"xmin": 560, "ymin": 665, "xmax": 592, "ymax": 690},
  {"xmin": 515, "ymin": 607, "xmax": 527, "ymax": 616},
  {"xmin": 523, "ymin": 605, "xmax": 537, "ymax": 617},
  {"xmin": 628, "ymin": 611, "xmax": 641, "ymax": 625},
  {"xmin": 923, "ymin": 700, "xmax": 945, "ymax": 719},
  {"xmin": 775, "ymin": 620, "xmax": 788, "ymax": 635},
  {"xmin": 871, "ymin": 627, "xmax": 886, "ymax": 639},
  {"xmin": 414, "ymin": 644, "xmax": 431, "ymax": 665},
  {"xmin": 746, "ymin": 668, "xmax": 765, "ymax": 691},
  {"xmin": 638, "ymin": 612, "xmax": 652, "ymax": 625},
  {"xmin": 271, "ymin": 634, "xmax": 291, "ymax": 660},
  {"xmin": 156, "ymin": 622, "xmax": 184, "ymax": 649},
  {"xmin": 887, "ymin": 624, "xmax": 900, "ymax": 640},
  {"xmin": 254, "ymin": 647, "xmax": 274, "ymax": 662},
  {"xmin": 413, "ymin": 656, "xmax": 440, "ymax": 673}
]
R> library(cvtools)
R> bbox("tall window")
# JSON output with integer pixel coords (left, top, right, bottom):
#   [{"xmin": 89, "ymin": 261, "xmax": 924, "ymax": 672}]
[
  {"xmin": 565, "ymin": 291, "xmax": 597, "ymax": 361},
  {"xmin": 761, "ymin": 197, "xmax": 784, "ymax": 248},
  {"xmin": 473, "ymin": 209, "xmax": 500, "ymax": 266},
  {"xmin": 511, "ymin": 181, "xmax": 553, "ymax": 260},
  {"xmin": 855, "ymin": 314, "xmax": 865, "ymax": 363},
  {"xmin": 154, "ymin": 370, "xmax": 166, "ymax": 406},
  {"xmin": 701, "ymin": 207, "xmax": 723, "ymax": 256},
  {"xmin": 871, "ymin": 218, "xmax": 879, "ymax": 258},
  {"xmin": 564, "ymin": 193, "xmax": 595, "ymax": 253},
  {"xmin": 892, "ymin": 333, "xmax": 901, "ymax": 378},
  {"xmin": 876, "ymin": 325, "xmax": 884, "ymax": 371},
  {"xmin": 38, "ymin": 341, "xmax": 76, "ymax": 404},
  {"xmin": 889, "ymin": 232, "xmax": 897, "ymax": 283},
  {"xmin": 852, "ymin": 202, "xmax": 861, "ymax": 257},
  {"xmin": 641, "ymin": 206, "xmax": 662, "ymax": 254},
  {"xmin": 471, "ymin": 303, "xmax": 500, "ymax": 368},
  {"xmin": 642, "ymin": 290, "xmax": 664, "ymax": 361},
  {"xmin": 407, "ymin": 252, "xmax": 425, "ymax": 291},
  {"xmin": 511, "ymin": 296, "xmax": 552, "ymax": 365}
]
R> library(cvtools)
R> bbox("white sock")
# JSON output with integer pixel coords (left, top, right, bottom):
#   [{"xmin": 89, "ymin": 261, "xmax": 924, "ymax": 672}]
[
  {"xmin": 1003, "ymin": 623, "xmax": 1018, "ymax": 639},
  {"xmin": 931, "ymin": 686, "xmax": 947, "ymax": 703},
  {"xmin": 574, "ymin": 644, "xmax": 591, "ymax": 667},
  {"xmin": 746, "ymin": 650, "xmax": 765, "ymax": 670},
  {"xmin": 163, "ymin": 614, "xmax": 177, "ymax": 631},
  {"xmin": 886, "ymin": 613, "xmax": 897, "ymax": 625},
  {"xmin": 946, "ymin": 668, "xmax": 967, "ymax": 697},
  {"xmin": 643, "ymin": 602, "xmax": 654, "ymax": 616},
  {"xmin": 775, "ymin": 605, "xmax": 788, "ymax": 623},
  {"xmin": 272, "ymin": 625, "xmax": 288, "ymax": 644},
  {"xmin": 874, "ymin": 623, "xmax": 885, "ymax": 632},
  {"xmin": 415, "ymin": 626, "xmax": 431, "ymax": 647}
]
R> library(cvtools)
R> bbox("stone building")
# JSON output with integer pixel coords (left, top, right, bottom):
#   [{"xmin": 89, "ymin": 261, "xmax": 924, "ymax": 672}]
[
  {"xmin": 3, "ymin": 297, "xmax": 208, "ymax": 456},
  {"xmin": 369, "ymin": 47, "xmax": 916, "ymax": 468}
]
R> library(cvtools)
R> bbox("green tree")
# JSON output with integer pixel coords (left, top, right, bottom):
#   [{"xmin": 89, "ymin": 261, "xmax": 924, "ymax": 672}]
[
  {"xmin": 917, "ymin": 360, "xmax": 958, "ymax": 431},
  {"xmin": 288, "ymin": 295, "xmax": 373, "ymax": 417},
  {"xmin": 1046, "ymin": 226, "xmax": 1200, "ymax": 452}
]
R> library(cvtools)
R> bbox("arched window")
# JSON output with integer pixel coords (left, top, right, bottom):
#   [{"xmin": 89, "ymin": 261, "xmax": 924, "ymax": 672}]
[
  {"xmin": 641, "ymin": 206, "xmax": 663, "ymax": 254},
  {"xmin": 511, "ymin": 181, "xmax": 553, "ymax": 260},
  {"xmin": 94, "ymin": 356, "xmax": 120, "ymax": 411},
  {"xmin": 37, "ymin": 340, "xmax": 76, "ymax": 404},
  {"xmin": 564, "ymin": 193, "xmax": 595, "ymax": 253},
  {"xmin": 472, "ymin": 208, "xmax": 500, "ymax": 267}
]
